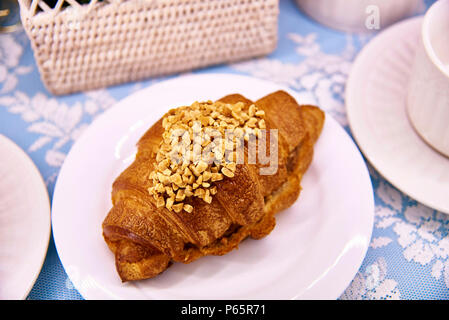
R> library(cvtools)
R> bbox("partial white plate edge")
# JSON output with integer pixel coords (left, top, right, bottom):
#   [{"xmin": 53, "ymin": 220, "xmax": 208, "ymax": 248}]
[
  {"xmin": 298, "ymin": 116, "xmax": 375, "ymax": 300},
  {"xmin": 0, "ymin": 134, "xmax": 51, "ymax": 299}
]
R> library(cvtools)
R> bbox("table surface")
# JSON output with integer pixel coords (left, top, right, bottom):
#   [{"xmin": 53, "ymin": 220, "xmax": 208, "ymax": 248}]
[{"xmin": 1, "ymin": 0, "xmax": 447, "ymax": 300}]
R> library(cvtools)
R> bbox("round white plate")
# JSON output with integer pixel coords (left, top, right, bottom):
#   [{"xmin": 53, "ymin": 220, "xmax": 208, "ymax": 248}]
[
  {"xmin": 346, "ymin": 17, "xmax": 449, "ymax": 214},
  {"xmin": 52, "ymin": 74, "xmax": 374, "ymax": 300},
  {"xmin": 0, "ymin": 135, "xmax": 51, "ymax": 299}
]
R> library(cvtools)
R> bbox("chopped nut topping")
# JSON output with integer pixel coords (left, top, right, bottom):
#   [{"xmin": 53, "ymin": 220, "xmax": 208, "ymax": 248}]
[
  {"xmin": 166, "ymin": 197, "xmax": 174, "ymax": 210},
  {"xmin": 155, "ymin": 195, "xmax": 165, "ymax": 208},
  {"xmin": 148, "ymin": 100, "xmax": 266, "ymax": 212}
]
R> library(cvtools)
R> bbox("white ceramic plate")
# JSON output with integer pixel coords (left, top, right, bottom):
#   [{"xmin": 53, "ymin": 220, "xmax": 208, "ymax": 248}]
[
  {"xmin": 52, "ymin": 74, "xmax": 374, "ymax": 300},
  {"xmin": 0, "ymin": 135, "xmax": 51, "ymax": 299},
  {"xmin": 346, "ymin": 17, "xmax": 449, "ymax": 214}
]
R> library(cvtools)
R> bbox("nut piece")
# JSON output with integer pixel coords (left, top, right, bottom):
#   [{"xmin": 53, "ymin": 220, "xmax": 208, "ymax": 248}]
[
  {"xmin": 166, "ymin": 196, "xmax": 174, "ymax": 210},
  {"xmin": 156, "ymin": 197, "xmax": 165, "ymax": 208},
  {"xmin": 170, "ymin": 173, "xmax": 183, "ymax": 186},
  {"xmin": 221, "ymin": 167, "xmax": 234, "ymax": 178},
  {"xmin": 172, "ymin": 203, "xmax": 184, "ymax": 213},
  {"xmin": 203, "ymin": 189, "xmax": 212, "ymax": 204},
  {"xmin": 202, "ymin": 171, "xmax": 212, "ymax": 182},
  {"xmin": 183, "ymin": 204, "xmax": 194, "ymax": 213}
]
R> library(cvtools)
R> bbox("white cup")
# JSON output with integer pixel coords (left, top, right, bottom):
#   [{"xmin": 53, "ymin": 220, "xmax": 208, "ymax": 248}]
[
  {"xmin": 295, "ymin": 0, "xmax": 422, "ymax": 33},
  {"xmin": 407, "ymin": 0, "xmax": 449, "ymax": 158}
]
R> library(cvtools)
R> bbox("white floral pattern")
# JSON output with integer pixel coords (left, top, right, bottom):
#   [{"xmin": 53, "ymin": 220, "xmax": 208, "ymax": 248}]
[
  {"xmin": 340, "ymin": 168, "xmax": 449, "ymax": 299},
  {"xmin": 232, "ymin": 33, "xmax": 370, "ymax": 126},
  {"xmin": 0, "ymin": 89, "xmax": 116, "ymax": 168},
  {"xmin": 1, "ymin": 0, "xmax": 446, "ymax": 300},
  {"xmin": 340, "ymin": 258, "xmax": 401, "ymax": 300},
  {"xmin": 373, "ymin": 179, "xmax": 449, "ymax": 286}
]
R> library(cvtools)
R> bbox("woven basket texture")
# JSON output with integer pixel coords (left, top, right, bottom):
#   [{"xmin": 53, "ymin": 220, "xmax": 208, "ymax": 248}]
[{"xmin": 18, "ymin": 0, "xmax": 279, "ymax": 95}]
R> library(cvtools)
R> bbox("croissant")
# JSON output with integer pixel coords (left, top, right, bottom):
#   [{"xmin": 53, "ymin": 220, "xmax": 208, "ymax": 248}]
[{"xmin": 102, "ymin": 90, "xmax": 325, "ymax": 282}]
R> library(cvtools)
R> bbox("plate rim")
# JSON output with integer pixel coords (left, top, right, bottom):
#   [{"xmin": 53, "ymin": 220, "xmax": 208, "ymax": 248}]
[
  {"xmin": 345, "ymin": 16, "xmax": 449, "ymax": 214},
  {"xmin": 52, "ymin": 73, "xmax": 374, "ymax": 300},
  {"xmin": 0, "ymin": 134, "xmax": 51, "ymax": 300}
]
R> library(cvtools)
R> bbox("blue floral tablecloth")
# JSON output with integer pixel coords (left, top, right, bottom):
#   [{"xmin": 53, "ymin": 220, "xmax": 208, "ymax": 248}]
[{"xmin": 1, "ymin": 0, "xmax": 447, "ymax": 300}]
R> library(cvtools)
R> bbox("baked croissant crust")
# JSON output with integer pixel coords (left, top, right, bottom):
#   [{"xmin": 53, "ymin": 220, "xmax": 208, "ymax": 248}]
[{"xmin": 102, "ymin": 90, "xmax": 325, "ymax": 282}]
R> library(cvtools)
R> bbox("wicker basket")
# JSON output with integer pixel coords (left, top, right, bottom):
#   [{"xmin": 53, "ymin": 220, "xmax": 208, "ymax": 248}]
[{"xmin": 18, "ymin": 0, "xmax": 279, "ymax": 95}]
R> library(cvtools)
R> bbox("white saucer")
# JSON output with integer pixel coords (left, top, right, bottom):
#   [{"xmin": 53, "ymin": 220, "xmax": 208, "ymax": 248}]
[
  {"xmin": 0, "ymin": 135, "xmax": 51, "ymax": 299},
  {"xmin": 52, "ymin": 74, "xmax": 374, "ymax": 300},
  {"xmin": 346, "ymin": 17, "xmax": 449, "ymax": 214}
]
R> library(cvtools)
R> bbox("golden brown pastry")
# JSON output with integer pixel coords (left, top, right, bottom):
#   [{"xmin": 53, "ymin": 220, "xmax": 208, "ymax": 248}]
[{"xmin": 102, "ymin": 90, "xmax": 325, "ymax": 282}]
